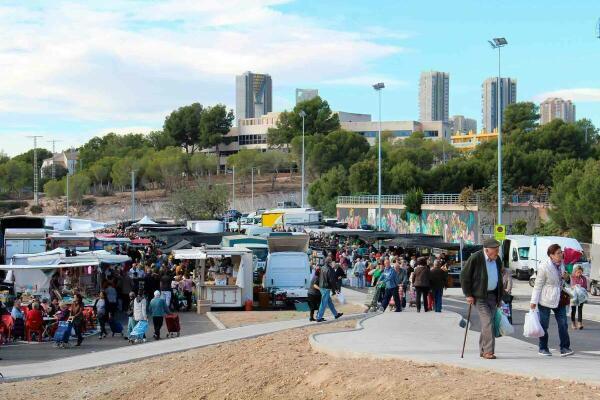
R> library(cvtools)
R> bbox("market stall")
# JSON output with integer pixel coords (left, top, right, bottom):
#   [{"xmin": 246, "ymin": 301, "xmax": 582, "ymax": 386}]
[
  {"xmin": 173, "ymin": 246, "xmax": 253, "ymax": 309},
  {"xmin": 1, "ymin": 249, "xmax": 131, "ymax": 300}
]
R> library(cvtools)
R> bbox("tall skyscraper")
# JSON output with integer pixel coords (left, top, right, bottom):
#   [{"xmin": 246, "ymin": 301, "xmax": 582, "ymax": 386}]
[
  {"xmin": 481, "ymin": 77, "xmax": 517, "ymax": 132},
  {"xmin": 452, "ymin": 115, "xmax": 477, "ymax": 134},
  {"xmin": 540, "ymin": 97, "xmax": 576, "ymax": 125},
  {"xmin": 236, "ymin": 71, "xmax": 272, "ymax": 124},
  {"xmin": 296, "ymin": 89, "xmax": 318, "ymax": 104},
  {"xmin": 419, "ymin": 71, "xmax": 449, "ymax": 122}
]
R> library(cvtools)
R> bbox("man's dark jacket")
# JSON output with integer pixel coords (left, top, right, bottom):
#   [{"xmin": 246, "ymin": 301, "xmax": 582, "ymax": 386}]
[
  {"xmin": 460, "ymin": 249, "xmax": 503, "ymax": 301},
  {"xmin": 319, "ymin": 266, "xmax": 338, "ymax": 292}
]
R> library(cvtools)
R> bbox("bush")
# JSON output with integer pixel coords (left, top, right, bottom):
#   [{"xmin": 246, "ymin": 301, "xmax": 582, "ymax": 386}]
[
  {"xmin": 511, "ymin": 219, "xmax": 528, "ymax": 234},
  {"xmin": 99, "ymin": 188, "xmax": 114, "ymax": 197},
  {"xmin": 30, "ymin": 205, "xmax": 43, "ymax": 214},
  {"xmin": 0, "ymin": 200, "xmax": 28, "ymax": 213},
  {"xmin": 82, "ymin": 198, "xmax": 96, "ymax": 207}
]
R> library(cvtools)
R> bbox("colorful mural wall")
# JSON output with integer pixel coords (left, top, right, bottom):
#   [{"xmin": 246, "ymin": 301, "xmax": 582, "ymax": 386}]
[{"xmin": 337, "ymin": 207, "xmax": 478, "ymax": 244}]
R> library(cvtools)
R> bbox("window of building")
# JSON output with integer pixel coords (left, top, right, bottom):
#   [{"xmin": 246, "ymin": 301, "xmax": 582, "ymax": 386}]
[{"xmin": 239, "ymin": 134, "xmax": 267, "ymax": 145}]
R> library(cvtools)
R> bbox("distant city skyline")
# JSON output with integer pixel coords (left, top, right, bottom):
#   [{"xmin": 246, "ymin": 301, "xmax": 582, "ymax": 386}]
[
  {"xmin": 1, "ymin": 1, "xmax": 599, "ymax": 155},
  {"xmin": 540, "ymin": 97, "xmax": 576, "ymax": 125}
]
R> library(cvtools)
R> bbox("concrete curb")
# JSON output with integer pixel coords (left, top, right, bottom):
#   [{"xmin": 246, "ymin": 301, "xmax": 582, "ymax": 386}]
[{"xmin": 206, "ymin": 312, "xmax": 227, "ymax": 330}]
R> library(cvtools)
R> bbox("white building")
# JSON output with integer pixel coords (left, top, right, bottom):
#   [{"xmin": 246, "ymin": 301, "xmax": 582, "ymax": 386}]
[
  {"xmin": 40, "ymin": 150, "xmax": 79, "ymax": 178},
  {"xmin": 540, "ymin": 97, "xmax": 576, "ymax": 125},
  {"xmin": 341, "ymin": 120, "xmax": 452, "ymax": 145},
  {"xmin": 419, "ymin": 71, "xmax": 449, "ymax": 122},
  {"xmin": 482, "ymin": 77, "xmax": 517, "ymax": 132}
]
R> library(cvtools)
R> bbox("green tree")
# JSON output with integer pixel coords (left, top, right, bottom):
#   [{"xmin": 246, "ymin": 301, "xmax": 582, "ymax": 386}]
[
  {"xmin": 301, "ymin": 130, "xmax": 369, "ymax": 175},
  {"xmin": 189, "ymin": 153, "xmax": 218, "ymax": 182},
  {"xmin": 503, "ymin": 102, "xmax": 540, "ymax": 133},
  {"xmin": 44, "ymin": 179, "xmax": 64, "ymax": 198},
  {"xmin": 511, "ymin": 219, "xmax": 528, "ymax": 234},
  {"xmin": 163, "ymin": 103, "xmax": 204, "ymax": 154},
  {"xmin": 79, "ymin": 133, "xmax": 152, "ymax": 167},
  {"xmin": 307, "ymin": 166, "xmax": 349, "ymax": 216},
  {"xmin": 111, "ymin": 157, "xmax": 141, "ymax": 190},
  {"xmin": 348, "ymin": 159, "xmax": 377, "ymax": 194},
  {"xmin": 267, "ymin": 97, "xmax": 340, "ymax": 147},
  {"xmin": 13, "ymin": 148, "xmax": 53, "ymax": 167},
  {"xmin": 156, "ymin": 148, "xmax": 187, "ymax": 191},
  {"xmin": 148, "ymin": 130, "xmax": 178, "ymax": 150},
  {"xmin": 550, "ymin": 159, "xmax": 600, "ymax": 241},
  {"xmin": 0, "ymin": 160, "xmax": 30, "ymax": 197},
  {"xmin": 198, "ymin": 104, "xmax": 235, "ymax": 156},
  {"xmin": 89, "ymin": 157, "xmax": 117, "ymax": 189},
  {"xmin": 166, "ymin": 184, "xmax": 229, "ymax": 220},
  {"xmin": 62, "ymin": 173, "xmax": 91, "ymax": 206},
  {"xmin": 388, "ymin": 161, "xmax": 424, "ymax": 193}
]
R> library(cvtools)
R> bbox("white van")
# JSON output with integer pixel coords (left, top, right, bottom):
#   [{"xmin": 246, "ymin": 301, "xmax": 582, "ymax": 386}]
[
  {"xmin": 529, "ymin": 236, "xmax": 590, "ymax": 276},
  {"xmin": 502, "ymin": 235, "xmax": 533, "ymax": 280},
  {"xmin": 263, "ymin": 233, "xmax": 311, "ymax": 300}
]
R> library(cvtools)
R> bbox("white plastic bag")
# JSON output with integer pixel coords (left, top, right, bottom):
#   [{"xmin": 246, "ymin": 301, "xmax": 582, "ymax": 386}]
[
  {"xmin": 499, "ymin": 312, "xmax": 514, "ymax": 336},
  {"xmin": 336, "ymin": 292, "xmax": 346, "ymax": 305},
  {"xmin": 572, "ymin": 285, "xmax": 588, "ymax": 305},
  {"xmin": 523, "ymin": 310, "xmax": 544, "ymax": 338}
]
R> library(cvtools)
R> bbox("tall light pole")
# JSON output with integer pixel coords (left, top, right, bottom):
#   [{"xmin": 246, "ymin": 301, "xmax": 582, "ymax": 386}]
[
  {"xmin": 251, "ymin": 167, "xmax": 255, "ymax": 211},
  {"xmin": 232, "ymin": 165, "xmax": 236, "ymax": 210},
  {"xmin": 488, "ymin": 37, "xmax": 507, "ymax": 225},
  {"xmin": 372, "ymin": 82, "xmax": 385, "ymax": 231},
  {"xmin": 299, "ymin": 110, "xmax": 307, "ymax": 208},
  {"xmin": 26, "ymin": 135, "xmax": 43, "ymax": 206}
]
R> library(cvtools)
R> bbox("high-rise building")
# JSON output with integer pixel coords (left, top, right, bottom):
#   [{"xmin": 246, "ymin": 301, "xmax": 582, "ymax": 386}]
[
  {"xmin": 540, "ymin": 97, "xmax": 576, "ymax": 125},
  {"xmin": 296, "ymin": 89, "xmax": 318, "ymax": 104},
  {"xmin": 481, "ymin": 77, "xmax": 517, "ymax": 132},
  {"xmin": 236, "ymin": 71, "xmax": 272, "ymax": 124},
  {"xmin": 419, "ymin": 71, "xmax": 449, "ymax": 122},
  {"xmin": 451, "ymin": 115, "xmax": 477, "ymax": 134}
]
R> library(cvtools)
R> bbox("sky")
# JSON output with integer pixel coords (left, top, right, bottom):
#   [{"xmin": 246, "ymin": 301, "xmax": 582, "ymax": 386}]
[{"xmin": 1, "ymin": 0, "xmax": 599, "ymax": 156}]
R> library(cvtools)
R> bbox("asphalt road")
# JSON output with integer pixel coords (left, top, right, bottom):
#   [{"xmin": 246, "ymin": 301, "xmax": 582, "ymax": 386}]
[{"xmin": 0, "ymin": 311, "xmax": 216, "ymax": 366}]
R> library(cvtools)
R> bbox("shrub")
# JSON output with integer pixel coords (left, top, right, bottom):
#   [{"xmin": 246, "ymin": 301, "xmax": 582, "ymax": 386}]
[{"xmin": 30, "ymin": 205, "xmax": 43, "ymax": 214}]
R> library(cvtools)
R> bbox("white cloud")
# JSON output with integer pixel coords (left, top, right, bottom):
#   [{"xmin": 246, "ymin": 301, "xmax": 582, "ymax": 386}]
[
  {"xmin": 0, "ymin": 0, "xmax": 404, "ymax": 125},
  {"xmin": 533, "ymin": 88, "xmax": 600, "ymax": 103}
]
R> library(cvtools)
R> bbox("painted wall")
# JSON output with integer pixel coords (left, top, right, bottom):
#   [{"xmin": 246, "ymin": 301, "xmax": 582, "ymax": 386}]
[{"xmin": 337, "ymin": 207, "xmax": 478, "ymax": 244}]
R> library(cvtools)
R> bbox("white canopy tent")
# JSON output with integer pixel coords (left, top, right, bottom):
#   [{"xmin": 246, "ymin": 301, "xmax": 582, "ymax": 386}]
[
  {"xmin": 44, "ymin": 216, "xmax": 108, "ymax": 232},
  {"xmin": 0, "ymin": 248, "xmax": 131, "ymax": 297},
  {"xmin": 133, "ymin": 216, "xmax": 158, "ymax": 225}
]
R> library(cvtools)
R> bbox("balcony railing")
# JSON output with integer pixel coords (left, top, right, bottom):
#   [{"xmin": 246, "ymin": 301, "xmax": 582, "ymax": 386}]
[{"xmin": 337, "ymin": 193, "xmax": 550, "ymax": 207}]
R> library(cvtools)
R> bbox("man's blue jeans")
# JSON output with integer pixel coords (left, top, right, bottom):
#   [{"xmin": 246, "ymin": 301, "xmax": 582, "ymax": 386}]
[
  {"xmin": 356, "ymin": 274, "xmax": 365, "ymax": 288},
  {"xmin": 538, "ymin": 304, "xmax": 570, "ymax": 351},
  {"xmin": 433, "ymin": 288, "xmax": 443, "ymax": 312},
  {"xmin": 317, "ymin": 288, "xmax": 338, "ymax": 320}
]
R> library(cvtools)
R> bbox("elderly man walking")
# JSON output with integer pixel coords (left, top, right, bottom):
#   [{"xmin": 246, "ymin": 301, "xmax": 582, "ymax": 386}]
[{"xmin": 460, "ymin": 238, "xmax": 503, "ymax": 359}]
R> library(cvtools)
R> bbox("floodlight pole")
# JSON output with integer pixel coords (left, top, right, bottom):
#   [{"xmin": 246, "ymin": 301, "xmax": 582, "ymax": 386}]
[{"xmin": 372, "ymin": 82, "xmax": 385, "ymax": 231}]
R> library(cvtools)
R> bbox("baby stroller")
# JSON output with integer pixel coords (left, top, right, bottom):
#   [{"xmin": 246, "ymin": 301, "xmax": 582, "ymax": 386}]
[{"xmin": 366, "ymin": 284, "xmax": 384, "ymax": 312}]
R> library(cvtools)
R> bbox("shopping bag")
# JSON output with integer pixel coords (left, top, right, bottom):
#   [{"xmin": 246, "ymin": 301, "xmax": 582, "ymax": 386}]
[
  {"xmin": 336, "ymin": 292, "xmax": 346, "ymax": 305},
  {"xmin": 493, "ymin": 308, "xmax": 502, "ymax": 338},
  {"xmin": 498, "ymin": 309, "xmax": 514, "ymax": 336},
  {"xmin": 523, "ymin": 310, "xmax": 544, "ymax": 338},
  {"xmin": 572, "ymin": 285, "xmax": 588, "ymax": 305}
]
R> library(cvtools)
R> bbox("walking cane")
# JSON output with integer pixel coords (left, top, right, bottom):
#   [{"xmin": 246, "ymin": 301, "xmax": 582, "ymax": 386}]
[{"xmin": 460, "ymin": 303, "xmax": 472, "ymax": 358}]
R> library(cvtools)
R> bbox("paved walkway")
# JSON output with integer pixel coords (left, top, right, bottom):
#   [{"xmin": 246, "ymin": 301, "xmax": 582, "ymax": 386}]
[
  {"xmin": 1, "ymin": 317, "xmax": 322, "ymax": 381},
  {"xmin": 310, "ymin": 311, "xmax": 600, "ymax": 385}
]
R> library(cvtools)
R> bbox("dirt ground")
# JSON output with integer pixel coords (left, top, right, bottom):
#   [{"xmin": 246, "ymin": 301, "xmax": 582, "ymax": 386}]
[
  {"xmin": 213, "ymin": 303, "xmax": 366, "ymax": 328},
  {"xmin": 3, "ymin": 320, "xmax": 600, "ymax": 400}
]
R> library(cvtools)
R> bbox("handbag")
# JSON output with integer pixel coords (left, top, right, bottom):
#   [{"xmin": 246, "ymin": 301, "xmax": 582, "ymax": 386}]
[{"xmin": 559, "ymin": 288, "xmax": 571, "ymax": 307}]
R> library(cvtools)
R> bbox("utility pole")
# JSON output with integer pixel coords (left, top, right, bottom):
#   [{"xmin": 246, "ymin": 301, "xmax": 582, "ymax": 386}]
[
  {"xmin": 232, "ymin": 165, "xmax": 236, "ymax": 210},
  {"xmin": 47, "ymin": 139, "xmax": 62, "ymax": 180},
  {"xmin": 131, "ymin": 170, "xmax": 136, "ymax": 222},
  {"xmin": 26, "ymin": 135, "xmax": 43, "ymax": 206}
]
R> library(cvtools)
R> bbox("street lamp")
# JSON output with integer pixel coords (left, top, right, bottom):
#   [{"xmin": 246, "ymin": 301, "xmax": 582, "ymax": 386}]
[
  {"xmin": 372, "ymin": 82, "xmax": 385, "ymax": 231},
  {"xmin": 299, "ymin": 110, "xmax": 307, "ymax": 208},
  {"xmin": 488, "ymin": 37, "xmax": 507, "ymax": 225}
]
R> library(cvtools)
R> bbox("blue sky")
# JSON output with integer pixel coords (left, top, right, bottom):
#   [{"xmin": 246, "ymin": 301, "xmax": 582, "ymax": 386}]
[{"xmin": 1, "ymin": 0, "xmax": 599, "ymax": 156}]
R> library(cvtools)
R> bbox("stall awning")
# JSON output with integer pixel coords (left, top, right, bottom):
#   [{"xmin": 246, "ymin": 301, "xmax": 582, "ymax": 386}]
[
  {"xmin": 172, "ymin": 246, "xmax": 252, "ymax": 260},
  {"xmin": 131, "ymin": 238, "xmax": 152, "ymax": 245},
  {"xmin": 133, "ymin": 216, "xmax": 158, "ymax": 225}
]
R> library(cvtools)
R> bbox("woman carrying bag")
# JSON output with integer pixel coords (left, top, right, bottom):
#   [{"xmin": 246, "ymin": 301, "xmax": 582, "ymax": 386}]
[{"xmin": 530, "ymin": 244, "xmax": 573, "ymax": 357}]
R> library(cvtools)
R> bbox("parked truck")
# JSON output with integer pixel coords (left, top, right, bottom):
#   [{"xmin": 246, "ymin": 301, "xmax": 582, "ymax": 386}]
[
  {"xmin": 589, "ymin": 224, "xmax": 600, "ymax": 296},
  {"xmin": 262, "ymin": 233, "xmax": 311, "ymax": 303}
]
